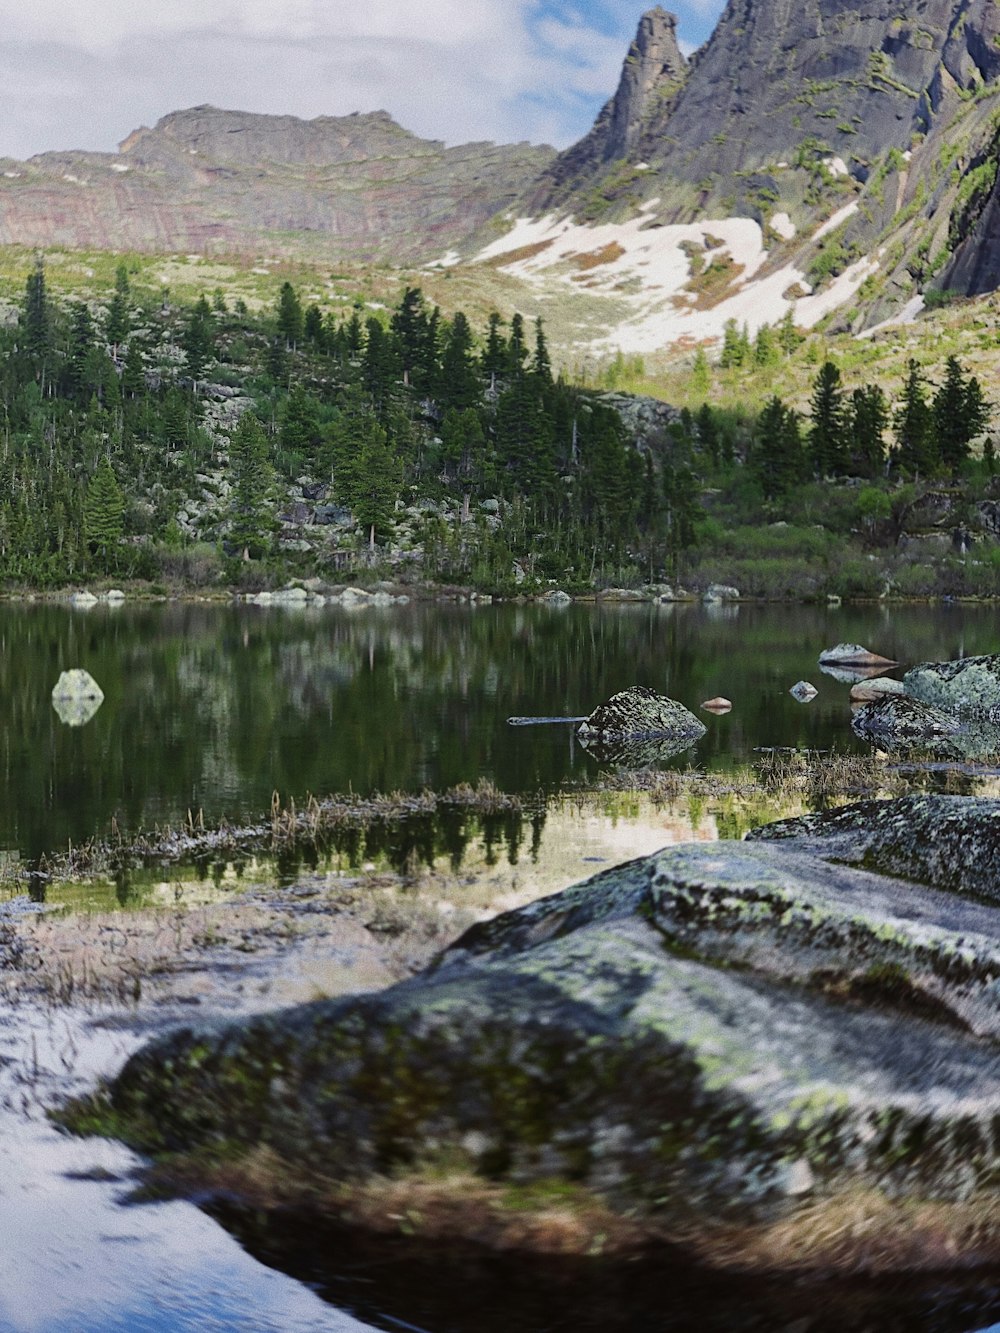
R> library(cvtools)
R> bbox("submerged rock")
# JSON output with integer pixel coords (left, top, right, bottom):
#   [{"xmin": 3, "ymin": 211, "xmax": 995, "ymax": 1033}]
[
  {"xmin": 577, "ymin": 685, "xmax": 705, "ymax": 744},
  {"xmin": 905, "ymin": 654, "xmax": 1000, "ymax": 716},
  {"xmin": 104, "ymin": 827, "xmax": 1000, "ymax": 1272},
  {"xmin": 576, "ymin": 730, "xmax": 702, "ymax": 767},
  {"xmin": 701, "ymin": 696, "xmax": 732, "ymax": 713},
  {"xmin": 789, "ymin": 680, "xmax": 817, "ymax": 702}
]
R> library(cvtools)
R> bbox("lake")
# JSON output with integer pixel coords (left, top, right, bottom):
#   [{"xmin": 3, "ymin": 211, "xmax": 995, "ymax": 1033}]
[
  {"xmin": 3, "ymin": 597, "xmax": 998, "ymax": 863},
  {"xmin": 4, "ymin": 597, "xmax": 1000, "ymax": 1333}
]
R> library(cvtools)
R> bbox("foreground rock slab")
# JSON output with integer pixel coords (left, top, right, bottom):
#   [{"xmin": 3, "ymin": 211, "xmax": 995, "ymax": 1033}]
[{"xmin": 94, "ymin": 801, "xmax": 1000, "ymax": 1274}]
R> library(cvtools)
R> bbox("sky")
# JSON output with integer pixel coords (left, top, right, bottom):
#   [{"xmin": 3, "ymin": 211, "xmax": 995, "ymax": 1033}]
[{"xmin": 0, "ymin": 1, "xmax": 726, "ymax": 161}]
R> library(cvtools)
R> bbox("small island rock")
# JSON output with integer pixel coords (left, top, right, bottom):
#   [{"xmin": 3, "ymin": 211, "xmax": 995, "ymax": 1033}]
[
  {"xmin": 577, "ymin": 685, "xmax": 705, "ymax": 742},
  {"xmin": 790, "ymin": 681, "xmax": 818, "ymax": 702}
]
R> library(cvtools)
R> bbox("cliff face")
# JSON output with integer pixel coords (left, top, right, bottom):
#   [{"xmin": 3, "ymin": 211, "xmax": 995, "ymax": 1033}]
[{"xmin": 0, "ymin": 107, "xmax": 554, "ymax": 264}]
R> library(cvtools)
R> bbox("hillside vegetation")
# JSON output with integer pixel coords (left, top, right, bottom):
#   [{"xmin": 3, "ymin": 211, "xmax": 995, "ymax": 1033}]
[{"xmin": 5, "ymin": 251, "xmax": 1000, "ymax": 602}]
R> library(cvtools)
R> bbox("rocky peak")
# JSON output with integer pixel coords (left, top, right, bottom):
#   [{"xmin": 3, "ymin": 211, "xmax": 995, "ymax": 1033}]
[
  {"xmin": 529, "ymin": 8, "xmax": 687, "ymax": 210},
  {"xmin": 600, "ymin": 7, "xmax": 687, "ymax": 163}
]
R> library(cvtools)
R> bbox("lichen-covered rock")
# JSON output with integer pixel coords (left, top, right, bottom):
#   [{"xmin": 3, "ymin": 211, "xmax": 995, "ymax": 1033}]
[
  {"xmin": 747, "ymin": 794, "xmax": 1000, "ymax": 902},
  {"xmin": 577, "ymin": 685, "xmax": 705, "ymax": 743},
  {"xmin": 104, "ymin": 829, "xmax": 1000, "ymax": 1268},
  {"xmin": 905, "ymin": 653, "xmax": 1000, "ymax": 715},
  {"xmin": 851, "ymin": 694, "xmax": 1000, "ymax": 760}
]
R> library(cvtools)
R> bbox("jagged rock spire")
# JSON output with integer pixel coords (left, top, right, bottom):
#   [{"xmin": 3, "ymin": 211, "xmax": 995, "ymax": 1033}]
[{"xmin": 600, "ymin": 8, "xmax": 686, "ymax": 162}]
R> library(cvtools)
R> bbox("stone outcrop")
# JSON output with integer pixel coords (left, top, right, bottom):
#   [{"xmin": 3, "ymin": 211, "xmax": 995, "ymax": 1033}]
[
  {"xmin": 101, "ymin": 807, "xmax": 1000, "ymax": 1272},
  {"xmin": 51, "ymin": 668, "xmax": 104, "ymax": 727},
  {"xmin": 748, "ymin": 794, "xmax": 1000, "ymax": 901}
]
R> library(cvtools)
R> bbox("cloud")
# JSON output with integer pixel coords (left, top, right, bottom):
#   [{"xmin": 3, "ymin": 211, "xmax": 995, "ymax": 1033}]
[{"xmin": 0, "ymin": 0, "xmax": 638, "ymax": 159}]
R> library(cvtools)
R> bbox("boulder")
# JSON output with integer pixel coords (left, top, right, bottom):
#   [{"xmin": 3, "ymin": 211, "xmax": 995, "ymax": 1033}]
[
  {"xmin": 849, "ymin": 676, "xmax": 904, "ymax": 702},
  {"xmin": 851, "ymin": 695, "xmax": 1000, "ymax": 760},
  {"xmin": 104, "ymin": 827, "xmax": 1000, "ymax": 1273},
  {"xmin": 818, "ymin": 643, "xmax": 898, "ymax": 668},
  {"xmin": 51, "ymin": 669, "xmax": 104, "ymax": 727},
  {"xmin": 541, "ymin": 589, "xmax": 572, "ymax": 605},
  {"xmin": 905, "ymin": 654, "xmax": 1000, "ymax": 716},
  {"xmin": 701, "ymin": 696, "xmax": 732, "ymax": 712},
  {"xmin": 103, "ymin": 588, "xmax": 126, "ymax": 603},
  {"xmin": 577, "ymin": 686, "xmax": 705, "ymax": 744},
  {"xmin": 702, "ymin": 584, "xmax": 739, "ymax": 603},
  {"xmin": 69, "ymin": 590, "xmax": 98, "ymax": 608},
  {"xmin": 789, "ymin": 681, "xmax": 818, "ymax": 702}
]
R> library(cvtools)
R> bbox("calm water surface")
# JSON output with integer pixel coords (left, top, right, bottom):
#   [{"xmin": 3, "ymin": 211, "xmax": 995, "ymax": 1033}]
[{"xmin": 3, "ymin": 597, "xmax": 999, "ymax": 860}]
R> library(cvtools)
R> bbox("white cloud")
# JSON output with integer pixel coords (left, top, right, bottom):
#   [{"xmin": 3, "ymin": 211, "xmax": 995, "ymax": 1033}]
[{"xmin": 0, "ymin": 0, "xmax": 631, "ymax": 159}]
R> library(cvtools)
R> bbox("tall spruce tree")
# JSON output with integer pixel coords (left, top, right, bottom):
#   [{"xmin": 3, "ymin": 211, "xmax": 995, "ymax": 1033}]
[
  {"xmin": 808, "ymin": 361, "xmax": 848, "ymax": 476},
  {"xmin": 83, "ymin": 456, "xmax": 124, "ymax": 564},
  {"xmin": 753, "ymin": 396, "xmax": 803, "ymax": 497},
  {"xmin": 895, "ymin": 360, "xmax": 935, "ymax": 476},
  {"xmin": 933, "ymin": 355, "xmax": 989, "ymax": 474}
]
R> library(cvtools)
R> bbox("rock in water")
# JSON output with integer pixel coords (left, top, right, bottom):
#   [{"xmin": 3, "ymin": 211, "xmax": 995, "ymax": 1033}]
[
  {"xmin": 789, "ymin": 681, "xmax": 818, "ymax": 702},
  {"xmin": 52, "ymin": 669, "xmax": 103, "ymax": 703},
  {"xmin": 104, "ymin": 820, "xmax": 1000, "ymax": 1275},
  {"xmin": 576, "ymin": 685, "xmax": 705, "ymax": 743},
  {"xmin": 51, "ymin": 669, "xmax": 104, "ymax": 727},
  {"xmin": 701, "ymin": 697, "xmax": 732, "ymax": 712},
  {"xmin": 818, "ymin": 643, "xmax": 898, "ymax": 668},
  {"xmin": 851, "ymin": 694, "xmax": 961, "ymax": 746},
  {"xmin": 702, "ymin": 584, "xmax": 740, "ymax": 603},
  {"xmin": 905, "ymin": 653, "xmax": 1000, "ymax": 715}
]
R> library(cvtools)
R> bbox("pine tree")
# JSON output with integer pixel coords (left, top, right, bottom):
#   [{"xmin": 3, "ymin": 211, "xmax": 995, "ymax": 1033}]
[
  {"xmin": 21, "ymin": 257, "xmax": 52, "ymax": 384},
  {"xmin": 481, "ymin": 313, "xmax": 505, "ymax": 388},
  {"xmin": 439, "ymin": 311, "xmax": 480, "ymax": 412},
  {"xmin": 183, "ymin": 296, "xmax": 214, "ymax": 382},
  {"xmin": 848, "ymin": 384, "xmax": 889, "ymax": 478},
  {"xmin": 227, "ymin": 413, "xmax": 275, "ymax": 558},
  {"xmin": 933, "ymin": 355, "xmax": 990, "ymax": 474},
  {"xmin": 106, "ymin": 265, "xmax": 131, "ymax": 348},
  {"xmin": 753, "ymin": 396, "xmax": 803, "ymax": 497},
  {"xmin": 83, "ymin": 456, "xmax": 124, "ymax": 563},
  {"xmin": 532, "ymin": 317, "xmax": 552, "ymax": 385},
  {"xmin": 276, "ymin": 282, "xmax": 304, "ymax": 348},
  {"xmin": 809, "ymin": 361, "xmax": 849, "ymax": 476},
  {"xmin": 895, "ymin": 360, "xmax": 935, "ymax": 476}
]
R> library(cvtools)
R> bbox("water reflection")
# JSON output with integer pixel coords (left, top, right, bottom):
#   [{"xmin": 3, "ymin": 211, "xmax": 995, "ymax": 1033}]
[{"xmin": 0, "ymin": 599, "xmax": 995, "ymax": 863}]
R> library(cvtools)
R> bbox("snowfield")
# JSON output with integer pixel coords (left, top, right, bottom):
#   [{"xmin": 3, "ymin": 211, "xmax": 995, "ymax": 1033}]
[{"xmin": 471, "ymin": 202, "xmax": 884, "ymax": 356}]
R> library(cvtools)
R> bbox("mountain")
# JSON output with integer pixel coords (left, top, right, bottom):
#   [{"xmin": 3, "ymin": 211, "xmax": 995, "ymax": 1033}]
[
  {"xmin": 0, "ymin": 107, "xmax": 554, "ymax": 263},
  {"xmin": 481, "ymin": 2, "xmax": 1000, "ymax": 343}
]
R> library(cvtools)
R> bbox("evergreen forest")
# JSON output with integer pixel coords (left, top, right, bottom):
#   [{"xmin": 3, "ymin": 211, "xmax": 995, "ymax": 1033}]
[{"xmin": 1, "ymin": 260, "xmax": 997, "ymax": 598}]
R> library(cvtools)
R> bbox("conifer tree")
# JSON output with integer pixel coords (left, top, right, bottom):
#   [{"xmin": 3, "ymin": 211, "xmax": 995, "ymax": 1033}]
[
  {"xmin": 933, "ymin": 355, "xmax": 989, "ymax": 474},
  {"xmin": 481, "ymin": 313, "xmax": 506, "ymax": 388},
  {"xmin": 848, "ymin": 383, "xmax": 889, "ymax": 478},
  {"xmin": 83, "ymin": 456, "xmax": 124, "ymax": 563},
  {"xmin": 753, "ymin": 396, "xmax": 803, "ymax": 497},
  {"xmin": 227, "ymin": 412, "xmax": 275, "ymax": 558},
  {"xmin": 276, "ymin": 282, "xmax": 304, "ymax": 348},
  {"xmin": 895, "ymin": 360, "xmax": 935, "ymax": 476},
  {"xmin": 809, "ymin": 361, "xmax": 848, "ymax": 476},
  {"xmin": 439, "ymin": 312, "xmax": 480, "ymax": 412}
]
